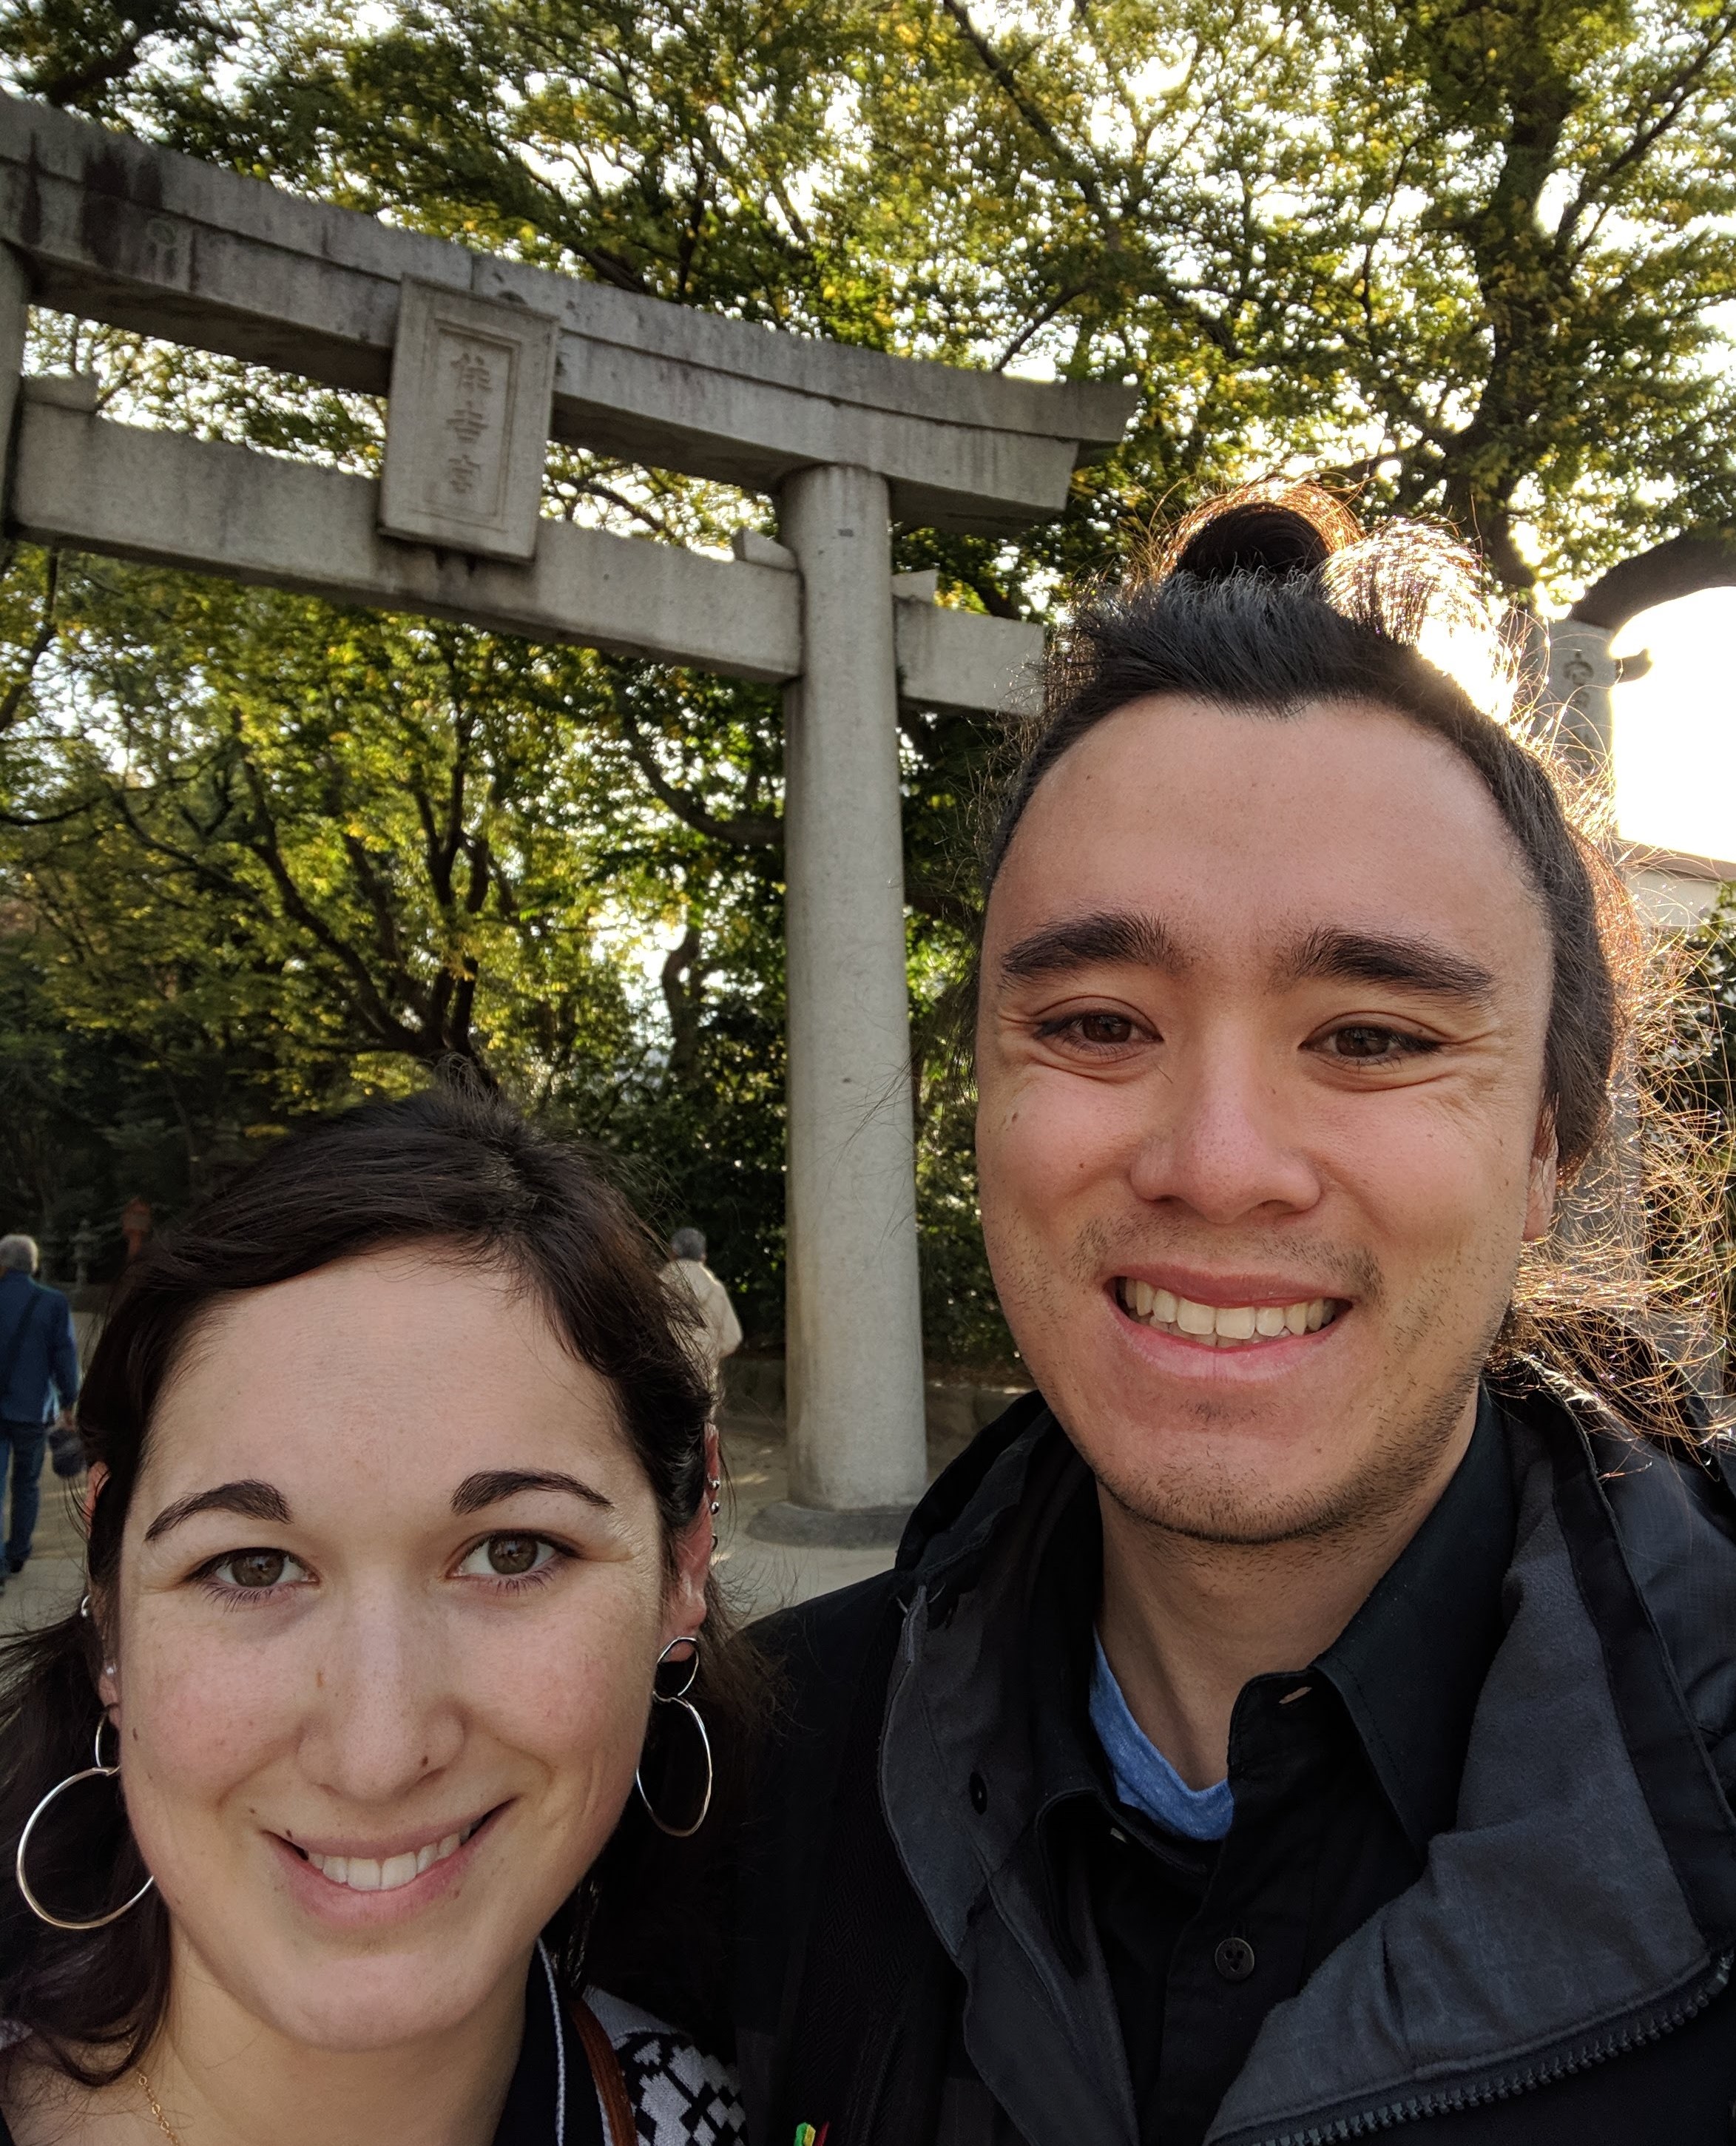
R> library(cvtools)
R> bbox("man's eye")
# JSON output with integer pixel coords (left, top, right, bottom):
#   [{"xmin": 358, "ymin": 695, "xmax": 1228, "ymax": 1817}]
[
  {"xmin": 1041, "ymin": 1011, "xmax": 1140, "ymax": 1049},
  {"xmin": 208, "ymin": 1548, "xmax": 306, "ymax": 1591},
  {"xmin": 456, "ymin": 1533, "xmax": 561, "ymax": 1581},
  {"xmin": 1321, "ymin": 1025, "xmax": 1436, "ymax": 1060}
]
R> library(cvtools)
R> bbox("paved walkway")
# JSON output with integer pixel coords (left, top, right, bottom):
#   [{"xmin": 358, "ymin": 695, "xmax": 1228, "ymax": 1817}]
[
  {"xmin": 709, "ymin": 1379, "xmax": 1012, "ymax": 1619},
  {"xmin": 0, "ymin": 1472, "xmax": 85, "ymax": 1638},
  {"xmin": 714, "ymin": 1415, "xmax": 898, "ymax": 1620},
  {"xmin": 0, "ymin": 1408, "xmax": 974, "ymax": 1642}
]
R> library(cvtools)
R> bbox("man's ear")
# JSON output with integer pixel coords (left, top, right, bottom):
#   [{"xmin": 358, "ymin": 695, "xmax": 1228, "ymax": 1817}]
[
  {"xmin": 1524, "ymin": 1118, "xmax": 1560, "ymax": 1244},
  {"xmin": 662, "ymin": 1423, "xmax": 719, "ymax": 1647}
]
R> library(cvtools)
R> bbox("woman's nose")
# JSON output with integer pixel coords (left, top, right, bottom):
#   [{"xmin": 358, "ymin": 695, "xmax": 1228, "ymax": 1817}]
[
  {"xmin": 1127, "ymin": 1039, "xmax": 1323, "ymax": 1223},
  {"xmin": 298, "ymin": 1592, "xmax": 464, "ymax": 1801}
]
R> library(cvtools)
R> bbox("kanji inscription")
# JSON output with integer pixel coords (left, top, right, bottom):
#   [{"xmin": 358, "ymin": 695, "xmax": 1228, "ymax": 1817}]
[{"xmin": 379, "ymin": 281, "xmax": 559, "ymax": 561}]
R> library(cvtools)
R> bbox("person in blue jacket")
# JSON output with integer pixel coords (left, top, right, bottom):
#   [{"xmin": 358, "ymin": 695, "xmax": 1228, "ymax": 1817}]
[{"xmin": 0, "ymin": 1235, "xmax": 81, "ymax": 1584}]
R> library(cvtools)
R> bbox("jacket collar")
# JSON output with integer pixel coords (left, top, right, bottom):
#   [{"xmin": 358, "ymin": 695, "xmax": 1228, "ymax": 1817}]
[
  {"xmin": 880, "ymin": 1377, "xmax": 1736, "ymax": 2146},
  {"xmin": 1314, "ymin": 1391, "xmax": 1516, "ymax": 1856},
  {"xmin": 885, "ymin": 1417, "xmax": 1141, "ymax": 2143}
]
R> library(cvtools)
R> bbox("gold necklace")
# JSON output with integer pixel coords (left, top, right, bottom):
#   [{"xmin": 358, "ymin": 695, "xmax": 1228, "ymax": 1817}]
[{"xmin": 135, "ymin": 2067, "xmax": 183, "ymax": 2146}]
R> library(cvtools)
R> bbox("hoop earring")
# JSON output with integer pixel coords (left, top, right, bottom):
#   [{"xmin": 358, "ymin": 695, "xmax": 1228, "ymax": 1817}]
[
  {"xmin": 16, "ymin": 1719, "xmax": 155, "ymax": 1931},
  {"xmin": 634, "ymin": 1636, "xmax": 713, "ymax": 1839}
]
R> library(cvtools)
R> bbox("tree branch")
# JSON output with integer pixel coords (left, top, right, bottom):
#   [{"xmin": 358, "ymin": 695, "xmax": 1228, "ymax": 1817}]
[
  {"xmin": 614, "ymin": 696, "xmax": 782, "ymax": 848},
  {"xmin": 937, "ymin": 0, "xmax": 1111, "ymax": 220},
  {"xmin": 0, "ymin": 551, "xmax": 62, "ymax": 738},
  {"xmin": 905, "ymin": 877, "xmax": 979, "ymax": 933},
  {"xmin": 1570, "ymin": 534, "xmax": 1736, "ymax": 632},
  {"xmin": 994, "ymin": 283, "xmax": 1090, "ymax": 373},
  {"xmin": 1563, "ymin": 14, "xmax": 1736, "ymax": 244},
  {"xmin": 234, "ymin": 757, "xmax": 428, "ymax": 1056}
]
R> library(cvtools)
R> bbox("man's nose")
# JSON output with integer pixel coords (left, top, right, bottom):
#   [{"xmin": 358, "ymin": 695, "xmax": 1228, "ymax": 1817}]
[
  {"xmin": 1127, "ymin": 1034, "xmax": 1323, "ymax": 1224},
  {"xmin": 298, "ymin": 1589, "xmax": 464, "ymax": 1802}
]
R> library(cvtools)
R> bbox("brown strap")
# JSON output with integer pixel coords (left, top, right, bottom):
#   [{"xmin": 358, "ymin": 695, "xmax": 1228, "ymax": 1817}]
[{"xmin": 571, "ymin": 1997, "xmax": 638, "ymax": 2146}]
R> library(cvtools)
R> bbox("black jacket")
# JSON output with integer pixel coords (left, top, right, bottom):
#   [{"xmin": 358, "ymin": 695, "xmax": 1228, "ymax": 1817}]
[{"xmin": 731, "ymin": 1373, "xmax": 1736, "ymax": 2146}]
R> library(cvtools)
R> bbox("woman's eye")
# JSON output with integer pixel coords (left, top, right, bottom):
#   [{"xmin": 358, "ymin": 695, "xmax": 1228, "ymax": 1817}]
[
  {"xmin": 456, "ymin": 1533, "xmax": 561, "ymax": 1581},
  {"xmin": 208, "ymin": 1548, "xmax": 306, "ymax": 1591}
]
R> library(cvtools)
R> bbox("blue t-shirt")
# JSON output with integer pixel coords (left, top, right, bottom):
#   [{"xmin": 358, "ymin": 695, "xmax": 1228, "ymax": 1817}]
[{"xmin": 1090, "ymin": 1633, "xmax": 1235, "ymax": 1842}]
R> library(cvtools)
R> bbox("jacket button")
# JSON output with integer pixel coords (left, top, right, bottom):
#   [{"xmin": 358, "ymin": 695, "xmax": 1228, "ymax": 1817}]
[
  {"xmin": 968, "ymin": 1771, "xmax": 988, "ymax": 1814},
  {"xmin": 1214, "ymin": 1936, "xmax": 1257, "ymax": 1982}
]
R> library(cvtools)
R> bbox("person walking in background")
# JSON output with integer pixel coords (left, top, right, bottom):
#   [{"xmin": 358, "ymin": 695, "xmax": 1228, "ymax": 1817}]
[
  {"xmin": 662, "ymin": 1229, "xmax": 743, "ymax": 1383},
  {"xmin": 0, "ymin": 1237, "xmax": 80, "ymax": 1590}
]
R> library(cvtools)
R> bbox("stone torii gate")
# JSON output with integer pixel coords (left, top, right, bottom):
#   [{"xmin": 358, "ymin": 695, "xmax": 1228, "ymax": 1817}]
[{"xmin": 0, "ymin": 95, "xmax": 1135, "ymax": 1541}]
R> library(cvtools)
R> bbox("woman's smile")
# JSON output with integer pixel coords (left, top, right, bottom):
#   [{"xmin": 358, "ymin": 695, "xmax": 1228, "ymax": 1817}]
[{"xmin": 269, "ymin": 1805, "xmax": 506, "ymax": 1915}]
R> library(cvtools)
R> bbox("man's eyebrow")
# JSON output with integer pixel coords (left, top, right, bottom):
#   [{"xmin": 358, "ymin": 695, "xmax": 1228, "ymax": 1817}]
[
  {"xmin": 144, "ymin": 1479, "xmax": 290, "ymax": 1543},
  {"xmin": 450, "ymin": 1469, "xmax": 613, "ymax": 1516},
  {"xmin": 1280, "ymin": 925, "xmax": 1498, "ymax": 1003},
  {"xmin": 999, "ymin": 909, "xmax": 1189, "ymax": 987}
]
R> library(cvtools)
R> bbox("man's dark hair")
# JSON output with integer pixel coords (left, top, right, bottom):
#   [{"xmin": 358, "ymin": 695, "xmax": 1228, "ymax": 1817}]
[
  {"xmin": 0, "ymin": 1083, "xmax": 752, "ymax": 2085},
  {"xmin": 984, "ymin": 483, "xmax": 1620, "ymax": 1176}
]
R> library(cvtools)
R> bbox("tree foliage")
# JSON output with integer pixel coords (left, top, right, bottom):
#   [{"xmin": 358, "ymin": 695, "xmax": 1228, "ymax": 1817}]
[{"xmin": 4, "ymin": 0, "xmax": 1736, "ymax": 1361}]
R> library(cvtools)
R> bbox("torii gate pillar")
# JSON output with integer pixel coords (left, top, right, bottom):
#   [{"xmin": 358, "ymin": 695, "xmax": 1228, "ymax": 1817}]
[{"xmin": 773, "ymin": 465, "xmax": 928, "ymax": 1535}]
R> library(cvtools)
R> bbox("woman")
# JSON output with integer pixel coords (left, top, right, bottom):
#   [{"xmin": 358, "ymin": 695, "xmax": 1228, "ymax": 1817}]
[{"xmin": 0, "ymin": 1087, "xmax": 750, "ymax": 2146}]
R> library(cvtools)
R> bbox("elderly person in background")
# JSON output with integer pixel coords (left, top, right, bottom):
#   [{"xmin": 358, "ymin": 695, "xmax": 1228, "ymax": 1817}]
[
  {"xmin": 661, "ymin": 1230, "xmax": 743, "ymax": 1383},
  {"xmin": 0, "ymin": 1235, "xmax": 80, "ymax": 1588}
]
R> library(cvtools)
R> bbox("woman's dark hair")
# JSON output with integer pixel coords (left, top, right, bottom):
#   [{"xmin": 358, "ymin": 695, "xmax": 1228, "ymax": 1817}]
[
  {"xmin": 984, "ymin": 482, "xmax": 1621, "ymax": 1176},
  {"xmin": 0, "ymin": 1083, "xmax": 748, "ymax": 2082}
]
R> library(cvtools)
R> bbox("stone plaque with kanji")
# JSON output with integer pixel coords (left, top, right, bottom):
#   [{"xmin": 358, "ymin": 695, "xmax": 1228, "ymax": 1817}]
[{"xmin": 379, "ymin": 280, "xmax": 559, "ymax": 561}]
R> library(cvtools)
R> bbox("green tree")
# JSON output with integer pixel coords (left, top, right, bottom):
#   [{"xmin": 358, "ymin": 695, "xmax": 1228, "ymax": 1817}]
[{"xmin": 7, "ymin": 0, "xmax": 1736, "ymax": 1363}]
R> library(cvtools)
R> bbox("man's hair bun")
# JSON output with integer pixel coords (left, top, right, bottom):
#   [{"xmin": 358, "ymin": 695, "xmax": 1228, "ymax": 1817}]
[{"xmin": 1160, "ymin": 482, "xmax": 1362, "ymax": 584}]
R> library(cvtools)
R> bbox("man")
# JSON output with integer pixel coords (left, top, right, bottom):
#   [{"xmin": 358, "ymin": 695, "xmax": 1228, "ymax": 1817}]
[
  {"xmin": 663, "ymin": 1226, "xmax": 744, "ymax": 1380},
  {"xmin": 715, "ymin": 491, "xmax": 1736, "ymax": 2145},
  {"xmin": 0, "ymin": 1234, "xmax": 80, "ymax": 1585}
]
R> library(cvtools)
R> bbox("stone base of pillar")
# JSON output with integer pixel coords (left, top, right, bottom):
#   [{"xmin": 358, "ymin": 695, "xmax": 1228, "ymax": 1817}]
[{"xmin": 748, "ymin": 1499, "xmax": 914, "ymax": 1549}]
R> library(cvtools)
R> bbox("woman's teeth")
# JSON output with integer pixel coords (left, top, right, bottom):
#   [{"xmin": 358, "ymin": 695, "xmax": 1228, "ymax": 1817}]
[
  {"xmin": 305, "ymin": 1822, "xmax": 479, "ymax": 1892},
  {"xmin": 1121, "ymin": 1280, "xmax": 1339, "ymax": 1345}
]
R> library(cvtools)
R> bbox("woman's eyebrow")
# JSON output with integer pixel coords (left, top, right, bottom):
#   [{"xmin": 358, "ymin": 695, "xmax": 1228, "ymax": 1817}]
[
  {"xmin": 144, "ymin": 1479, "xmax": 291, "ymax": 1543},
  {"xmin": 450, "ymin": 1469, "xmax": 614, "ymax": 1516}
]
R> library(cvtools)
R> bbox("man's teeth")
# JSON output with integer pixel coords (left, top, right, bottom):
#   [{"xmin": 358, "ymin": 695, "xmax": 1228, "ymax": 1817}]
[
  {"xmin": 1123, "ymin": 1280, "xmax": 1337, "ymax": 1345},
  {"xmin": 305, "ymin": 1825, "xmax": 475, "ymax": 1892}
]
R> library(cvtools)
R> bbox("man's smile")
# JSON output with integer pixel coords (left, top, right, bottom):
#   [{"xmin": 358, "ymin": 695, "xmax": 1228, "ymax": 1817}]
[{"xmin": 1113, "ymin": 1276, "xmax": 1347, "ymax": 1348}]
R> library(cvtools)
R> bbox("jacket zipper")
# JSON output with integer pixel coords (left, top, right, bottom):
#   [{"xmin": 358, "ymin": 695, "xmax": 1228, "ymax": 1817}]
[{"xmin": 1226, "ymin": 1954, "xmax": 1732, "ymax": 2146}]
